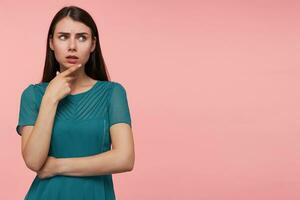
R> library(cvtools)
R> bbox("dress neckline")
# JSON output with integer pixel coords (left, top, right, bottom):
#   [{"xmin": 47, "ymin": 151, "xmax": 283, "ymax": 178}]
[{"xmin": 67, "ymin": 80, "xmax": 100, "ymax": 98}]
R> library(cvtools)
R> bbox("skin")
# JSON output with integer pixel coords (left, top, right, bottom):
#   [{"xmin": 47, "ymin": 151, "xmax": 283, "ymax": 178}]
[
  {"xmin": 20, "ymin": 16, "xmax": 135, "ymax": 179},
  {"xmin": 21, "ymin": 66, "xmax": 82, "ymax": 175},
  {"xmin": 49, "ymin": 16, "xmax": 97, "ymax": 91}
]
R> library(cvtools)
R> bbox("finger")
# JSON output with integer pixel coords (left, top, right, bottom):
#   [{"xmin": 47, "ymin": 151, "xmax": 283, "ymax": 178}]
[{"xmin": 61, "ymin": 64, "xmax": 82, "ymax": 77}]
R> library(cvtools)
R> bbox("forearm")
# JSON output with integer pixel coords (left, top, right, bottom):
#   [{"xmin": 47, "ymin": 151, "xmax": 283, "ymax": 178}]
[
  {"xmin": 56, "ymin": 149, "xmax": 133, "ymax": 176},
  {"xmin": 23, "ymin": 95, "xmax": 59, "ymax": 171}
]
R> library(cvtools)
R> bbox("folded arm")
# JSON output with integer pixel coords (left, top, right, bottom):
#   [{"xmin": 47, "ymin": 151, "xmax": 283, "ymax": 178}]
[{"xmin": 56, "ymin": 123, "xmax": 135, "ymax": 176}]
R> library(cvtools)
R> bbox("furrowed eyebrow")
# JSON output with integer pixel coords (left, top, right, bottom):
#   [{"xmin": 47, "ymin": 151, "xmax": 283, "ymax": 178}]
[{"xmin": 57, "ymin": 32, "xmax": 89, "ymax": 35}]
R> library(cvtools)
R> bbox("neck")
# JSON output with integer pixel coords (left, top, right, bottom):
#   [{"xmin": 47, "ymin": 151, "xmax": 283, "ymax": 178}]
[{"xmin": 60, "ymin": 65, "xmax": 94, "ymax": 86}]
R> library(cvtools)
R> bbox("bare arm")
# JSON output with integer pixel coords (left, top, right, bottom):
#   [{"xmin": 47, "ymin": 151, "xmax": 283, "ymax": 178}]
[
  {"xmin": 56, "ymin": 123, "xmax": 135, "ymax": 176},
  {"xmin": 21, "ymin": 95, "xmax": 58, "ymax": 172},
  {"xmin": 21, "ymin": 64, "xmax": 82, "ymax": 172}
]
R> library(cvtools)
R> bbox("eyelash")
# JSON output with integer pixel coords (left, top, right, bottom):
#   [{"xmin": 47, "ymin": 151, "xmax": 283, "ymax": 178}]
[{"xmin": 58, "ymin": 35, "xmax": 87, "ymax": 41}]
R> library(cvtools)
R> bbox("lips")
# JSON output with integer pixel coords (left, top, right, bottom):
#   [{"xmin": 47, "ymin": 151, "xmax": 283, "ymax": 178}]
[
  {"xmin": 66, "ymin": 55, "xmax": 79, "ymax": 64},
  {"xmin": 66, "ymin": 55, "xmax": 78, "ymax": 59}
]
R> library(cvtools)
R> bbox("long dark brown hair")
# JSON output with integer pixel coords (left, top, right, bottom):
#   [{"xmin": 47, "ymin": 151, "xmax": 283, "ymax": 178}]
[{"xmin": 40, "ymin": 5, "xmax": 110, "ymax": 83}]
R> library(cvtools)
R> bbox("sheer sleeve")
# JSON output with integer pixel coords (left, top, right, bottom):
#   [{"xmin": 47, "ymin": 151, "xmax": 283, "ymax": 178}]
[
  {"xmin": 16, "ymin": 84, "xmax": 38, "ymax": 136},
  {"xmin": 108, "ymin": 82, "xmax": 132, "ymax": 128}
]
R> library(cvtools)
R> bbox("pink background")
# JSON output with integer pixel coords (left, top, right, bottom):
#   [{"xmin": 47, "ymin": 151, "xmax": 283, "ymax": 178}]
[{"xmin": 1, "ymin": 0, "xmax": 300, "ymax": 199}]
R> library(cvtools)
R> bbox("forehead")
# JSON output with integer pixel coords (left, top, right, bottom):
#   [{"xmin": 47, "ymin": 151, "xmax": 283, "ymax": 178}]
[{"xmin": 54, "ymin": 17, "xmax": 91, "ymax": 34}]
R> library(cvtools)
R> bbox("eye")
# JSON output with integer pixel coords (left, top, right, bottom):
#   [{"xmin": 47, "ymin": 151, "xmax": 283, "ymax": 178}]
[
  {"xmin": 58, "ymin": 35, "xmax": 67, "ymax": 40},
  {"xmin": 78, "ymin": 36, "xmax": 87, "ymax": 41},
  {"xmin": 57, "ymin": 35, "xmax": 86, "ymax": 41}
]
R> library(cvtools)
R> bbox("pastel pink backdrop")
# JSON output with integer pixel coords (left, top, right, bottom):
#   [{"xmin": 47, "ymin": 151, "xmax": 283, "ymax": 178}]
[{"xmin": 1, "ymin": 0, "xmax": 299, "ymax": 199}]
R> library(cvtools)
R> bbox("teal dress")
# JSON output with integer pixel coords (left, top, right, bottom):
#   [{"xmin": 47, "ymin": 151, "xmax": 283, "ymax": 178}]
[{"xmin": 16, "ymin": 80, "xmax": 132, "ymax": 200}]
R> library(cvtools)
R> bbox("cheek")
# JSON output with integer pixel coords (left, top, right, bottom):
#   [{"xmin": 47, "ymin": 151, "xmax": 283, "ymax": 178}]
[
  {"xmin": 81, "ymin": 51, "xmax": 92, "ymax": 63},
  {"xmin": 53, "ymin": 41, "xmax": 66, "ymax": 53},
  {"xmin": 54, "ymin": 42, "xmax": 67, "ymax": 51},
  {"xmin": 80, "ymin": 42, "xmax": 92, "ymax": 51},
  {"xmin": 52, "ymin": 44, "xmax": 67, "ymax": 62},
  {"xmin": 54, "ymin": 49, "xmax": 65, "ymax": 60},
  {"xmin": 79, "ymin": 43, "xmax": 93, "ymax": 56}
]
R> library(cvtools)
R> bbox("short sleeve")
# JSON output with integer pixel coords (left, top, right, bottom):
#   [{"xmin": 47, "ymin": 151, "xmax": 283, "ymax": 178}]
[
  {"xmin": 16, "ymin": 84, "xmax": 38, "ymax": 136},
  {"xmin": 108, "ymin": 82, "xmax": 132, "ymax": 128}
]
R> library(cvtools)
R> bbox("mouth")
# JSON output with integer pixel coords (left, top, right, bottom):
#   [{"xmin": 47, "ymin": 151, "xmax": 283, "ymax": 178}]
[
  {"xmin": 66, "ymin": 55, "xmax": 79, "ymax": 59},
  {"xmin": 66, "ymin": 55, "xmax": 79, "ymax": 64}
]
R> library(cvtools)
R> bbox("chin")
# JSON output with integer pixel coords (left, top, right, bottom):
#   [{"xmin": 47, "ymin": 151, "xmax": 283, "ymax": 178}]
[{"xmin": 63, "ymin": 63, "xmax": 75, "ymax": 68}]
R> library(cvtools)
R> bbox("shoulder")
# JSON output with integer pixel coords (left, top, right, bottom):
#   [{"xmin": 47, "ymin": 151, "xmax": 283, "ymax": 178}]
[
  {"xmin": 108, "ymin": 81, "xmax": 129, "ymax": 98},
  {"xmin": 22, "ymin": 82, "xmax": 48, "ymax": 92},
  {"xmin": 109, "ymin": 81, "xmax": 127, "ymax": 91},
  {"xmin": 21, "ymin": 83, "xmax": 35, "ymax": 96},
  {"xmin": 107, "ymin": 81, "xmax": 130, "ymax": 104},
  {"xmin": 19, "ymin": 84, "xmax": 37, "ymax": 105},
  {"xmin": 34, "ymin": 82, "xmax": 49, "ymax": 90},
  {"xmin": 21, "ymin": 82, "xmax": 48, "ymax": 103},
  {"xmin": 31, "ymin": 82, "xmax": 49, "ymax": 96}
]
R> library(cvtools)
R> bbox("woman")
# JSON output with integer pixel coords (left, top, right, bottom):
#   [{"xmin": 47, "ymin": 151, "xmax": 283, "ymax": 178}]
[{"xmin": 16, "ymin": 5, "xmax": 135, "ymax": 199}]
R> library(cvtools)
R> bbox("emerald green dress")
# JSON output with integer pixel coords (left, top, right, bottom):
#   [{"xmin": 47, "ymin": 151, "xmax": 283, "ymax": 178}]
[{"xmin": 16, "ymin": 80, "xmax": 132, "ymax": 200}]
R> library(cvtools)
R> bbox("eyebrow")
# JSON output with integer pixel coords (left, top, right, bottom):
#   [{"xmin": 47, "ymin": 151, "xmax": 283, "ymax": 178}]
[{"xmin": 56, "ymin": 32, "xmax": 89, "ymax": 35}]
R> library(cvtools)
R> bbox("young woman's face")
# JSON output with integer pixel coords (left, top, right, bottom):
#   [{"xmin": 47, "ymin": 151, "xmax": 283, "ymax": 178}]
[{"xmin": 49, "ymin": 17, "xmax": 96, "ymax": 69}]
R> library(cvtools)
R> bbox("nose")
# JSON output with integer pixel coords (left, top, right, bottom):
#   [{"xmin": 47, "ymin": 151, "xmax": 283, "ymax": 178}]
[{"xmin": 68, "ymin": 36, "xmax": 77, "ymax": 51}]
